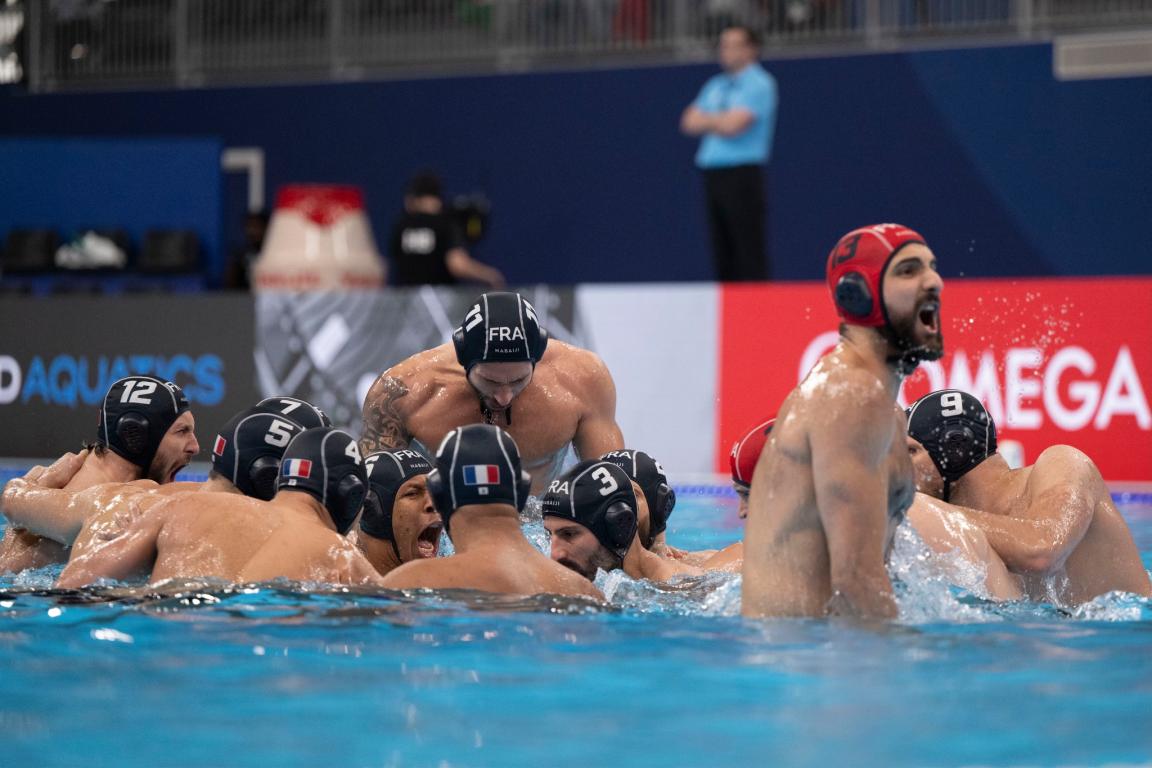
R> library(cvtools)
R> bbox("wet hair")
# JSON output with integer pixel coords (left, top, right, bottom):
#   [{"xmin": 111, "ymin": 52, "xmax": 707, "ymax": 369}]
[{"xmin": 80, "ymin": 440, "xmax": 108, "ymax": 458}]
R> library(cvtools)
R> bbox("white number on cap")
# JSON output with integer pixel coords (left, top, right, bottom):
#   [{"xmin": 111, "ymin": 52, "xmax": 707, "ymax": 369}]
[
  {"xmin": 120, "ymin": 380, "xmax": 158, "ymax": 405},
  {"xmin": 940, "ymin": 392, "xmax": 964, "ymax": 417},
  {"xmin": 364, "ymin": 455, "xmax": 379, "ymax": 474},
  {"xmin": 591, "ymin": 467, "xmax": 618, "ymax": 497},
  {"xmin": 345, "ymin": 442, "xmax": 362, "ymax": 465},
  {"xmin": 273, "ymin": 399, "xmax": 301, "ymax": 414},
  {"xmin": 463, "ymin": 304, "xmax": 484, "ymax": 333},
  {"xmin": 264, "ymin": 420, "xmax": 295, "ymax": 448}
]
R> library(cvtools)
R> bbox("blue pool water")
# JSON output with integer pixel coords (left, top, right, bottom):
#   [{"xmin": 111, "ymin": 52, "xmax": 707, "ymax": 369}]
[{"xmin": 2, "ymin": 480, "xmax": 1151, "ymax": 768}]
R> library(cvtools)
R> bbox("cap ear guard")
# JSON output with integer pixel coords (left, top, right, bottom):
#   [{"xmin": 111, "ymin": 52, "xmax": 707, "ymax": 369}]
[
  {"xmin": 649, "ymin": 483, "xmax": 676, "ymax": 538},
  {"xmin": 247, "ymin": 455, "xmax": 282, "ymax": 502},
  {"xmin": 528, "ymin": 327, "xmax": 549, "ymax": 362},
  {"xmin": 331, "ymin": 473, "xmax": 367, "ymax": 536},
  {"xmin": 602, "ymin": 501, "xmax": 638, "ymax": 554},
  {"xmin": 940, "ymin": 426, "xmax": 977, "ymax": 470},
  {"xmin": 834, "ymin": 271, "xmax": 875, "ymax": 320},
  {"xmin": 115, "ymin": 412, "xmax": 152, "ymax": 459},
  {"xmin": 452, "ymin": 326, "xmax": 470, "ymax": 369}
]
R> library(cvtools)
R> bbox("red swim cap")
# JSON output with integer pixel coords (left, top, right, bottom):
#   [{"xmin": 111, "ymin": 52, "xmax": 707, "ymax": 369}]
[
  {"xmin": 730, "ymin": 416, "xmax": 775, "ymax": 490},
  {"xmin": 826, "ymin": 223, "xmax": 926, "ymax": 327}
]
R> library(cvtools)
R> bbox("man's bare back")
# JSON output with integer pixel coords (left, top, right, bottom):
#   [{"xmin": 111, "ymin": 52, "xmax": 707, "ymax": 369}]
[
  {"xmin": 57, "ymin": 427, "xmax": 379, "ymax": 589},
  {"xmin": 360, "ymin": 292, "xmax": 623, "ymax": 493},
  {"xmin": 380, "ymin": 509, "xmax": 601, "ymax": 599},
  {"xmin": 57, "ymin": 491, "xmax": 377, "ymax": 587}
]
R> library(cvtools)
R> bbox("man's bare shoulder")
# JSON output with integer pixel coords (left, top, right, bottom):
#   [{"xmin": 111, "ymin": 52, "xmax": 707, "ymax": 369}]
[
  {"xmin": 545, "ymin": 341, "xmax": 610, "ymax": 376},
  {"xmin": 792, "ymin": 362, "xmax": 891, "ymax": 432},
  {"xmin": 1029, "ymin": 445, "xmax": 1102, "ymax": 490},
  {"xmin": 549, "ymin": 561, "xmax": 605, "ymax": 599},
  {"xmin": 161, "ymin": 491, "xmax": 259, "ymax": 523},
  {"xmin": 542, "ymin": 342, "xmax": 615, "ymax": 398},
  {"xmin": 370, "ymin": 344, "xmax": 458, "ymax": 398},
  {"xmin": 378, "ymin": 557, "xmax": 445, "ymax": 590}
]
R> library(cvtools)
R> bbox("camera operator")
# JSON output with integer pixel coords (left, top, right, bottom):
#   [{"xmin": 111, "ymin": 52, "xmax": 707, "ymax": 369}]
[{"xmin": 388, "ymin": 171, "xmax": 505, "ymax": 289}]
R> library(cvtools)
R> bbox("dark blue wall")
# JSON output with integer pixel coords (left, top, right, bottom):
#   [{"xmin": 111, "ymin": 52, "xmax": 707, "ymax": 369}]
[
  {"xmin": 0, "ymin": 138, "xmax": 223, "ymax": 277},
  {"xmin": 2, "ymin": 41, "xmax": 1149, "ymax": 285}
]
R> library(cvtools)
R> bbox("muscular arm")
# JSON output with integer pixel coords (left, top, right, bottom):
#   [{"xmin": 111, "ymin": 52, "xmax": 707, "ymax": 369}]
[
  {"xmin": 359, "ymin": 374, "xmax": 414, "ymax": 455},
  {"xmin": 571, "ymin": 353, "xmax": 625, "ymax": 460},
  {"xmin": 55, "ymin": 507, "xmax": 166, "ymax": 588},
  {"xmin": 2, "ymin": 454, "xmax": 103, "ymax": 544},
  {"xmin": 680, "ymin": 106, "xmax": 756, "ymax": 137},
  {"xmin": 811, "ymin": 387, "xmax": 900, "ymax": 619},
  {"xmin": 960, "ymin": 450, "xmax": 1097, "ymax": 574}
]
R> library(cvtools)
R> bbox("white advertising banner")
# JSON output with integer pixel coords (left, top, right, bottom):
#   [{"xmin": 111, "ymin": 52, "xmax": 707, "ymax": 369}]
[{"xmin": 576, "ymin": 284, "xmax": 719, "ymax": 476}]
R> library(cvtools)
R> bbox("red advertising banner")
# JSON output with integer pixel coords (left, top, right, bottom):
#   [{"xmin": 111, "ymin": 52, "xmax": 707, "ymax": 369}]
[{"xmin": 718, "ymin": 278, "xmax": 1152, "ymax": 481}]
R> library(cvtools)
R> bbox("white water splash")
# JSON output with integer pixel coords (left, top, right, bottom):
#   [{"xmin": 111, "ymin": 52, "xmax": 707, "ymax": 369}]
[{"xmin": 889, "ymin": 524, "xmax": 1003, "ymax": 624}]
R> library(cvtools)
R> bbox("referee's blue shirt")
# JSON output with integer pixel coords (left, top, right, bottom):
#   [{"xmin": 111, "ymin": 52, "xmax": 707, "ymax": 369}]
[{"xmin": 693, "ymin": 62, "xmax": 778, "ymax": 169}]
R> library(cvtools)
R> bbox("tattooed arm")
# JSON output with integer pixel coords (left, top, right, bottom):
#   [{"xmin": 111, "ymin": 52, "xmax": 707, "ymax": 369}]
[{"xmin": 360, "ymin": 373, "xmax": 413, "ymax": 454}]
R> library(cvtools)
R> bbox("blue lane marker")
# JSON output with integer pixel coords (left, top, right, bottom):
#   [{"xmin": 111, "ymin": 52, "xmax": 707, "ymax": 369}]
[{"xmin": 2, "ymin": 468, "xmax": 1151, "ymax": 506}]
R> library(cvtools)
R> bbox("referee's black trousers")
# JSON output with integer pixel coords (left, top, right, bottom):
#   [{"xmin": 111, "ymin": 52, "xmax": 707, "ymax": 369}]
[{"xmin": 702, "ymin": 164, "xmax": 769, "ymax": 282}]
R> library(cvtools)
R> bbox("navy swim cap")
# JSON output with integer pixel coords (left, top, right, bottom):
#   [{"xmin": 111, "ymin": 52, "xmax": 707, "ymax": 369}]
[
  {"xmin": 541, "ymin": 460, "xmax": 638, "ymax": 560},
  {"xmin": 425, "ymin": 424, "xmax": 532, "ymax": 531},
  {"xmin": 275, "ymin": 427, "xmax": 368, "ymax": 535},
  {"xmin": 98, "ymin": 376, "xmax": 190, "ymax": 469},
  {"xmin": 211, "ymin": 407, "xmax": 305, "ymax": 501},
  {"xmin": 453, "ymin": 292, "xmax": 549, "ymax": 372},
  {"xmin": 907, "ymin": 389, "xmax": 997, "ymax": 494},
  {"xmin": 599, "ymin": 449, "xmax": 675, "ymax": 546},
  {"xmin": 361, "ymin": 449, "xmax": 433, "ymax": 543},
  {"xmin": 254, "ymin": 396, "xmax": 332, "ymax": 429}
]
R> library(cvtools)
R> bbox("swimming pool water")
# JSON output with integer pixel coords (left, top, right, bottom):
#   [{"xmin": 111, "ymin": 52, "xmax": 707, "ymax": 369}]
[{"xmin": 2, "ymin": 482, "xmax": 1151, "ymax": 768}]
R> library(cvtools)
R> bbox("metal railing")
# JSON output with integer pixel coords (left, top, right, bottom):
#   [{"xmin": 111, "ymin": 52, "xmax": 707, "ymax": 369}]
[{"xmin": 19, "ymin": 0, "xmax": 1152, "ymax": 91}]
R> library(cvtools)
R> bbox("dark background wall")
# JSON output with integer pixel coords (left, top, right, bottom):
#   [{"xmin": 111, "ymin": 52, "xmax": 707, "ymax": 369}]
[{"xmin": 1, "ymin": 41, "xmax": 1149, "ymax": 286}]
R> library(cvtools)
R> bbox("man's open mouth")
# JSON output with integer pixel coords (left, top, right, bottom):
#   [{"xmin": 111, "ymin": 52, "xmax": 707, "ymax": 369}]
[
  {"xmin": 917, "ymin": 300, "xmax": 940, "ymax": 334},
  {"xmin": 416, "ymin": 522, "xmax": 443, "ymax": 558}
]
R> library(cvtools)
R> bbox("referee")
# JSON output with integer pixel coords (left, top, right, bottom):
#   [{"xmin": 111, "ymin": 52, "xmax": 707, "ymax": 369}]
[{"xmin": 680, "ymin": 26, "xmax": 778, "ymax": 282}]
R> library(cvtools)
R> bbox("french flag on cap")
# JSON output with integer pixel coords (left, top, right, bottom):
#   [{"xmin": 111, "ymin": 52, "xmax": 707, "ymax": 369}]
[
  {"xmin": 281, "ymin": 459, "xmax": 313, "ymax": 479},
  {"xmin": 463, "ymin": 464, "xmax": 500, "ymax": 485}
]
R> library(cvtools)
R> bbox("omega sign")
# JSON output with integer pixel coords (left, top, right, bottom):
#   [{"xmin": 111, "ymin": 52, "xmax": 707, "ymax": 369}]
[{"xmin": 799, "ymin": 333, "xmax": 1151, "ymax": 431}]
